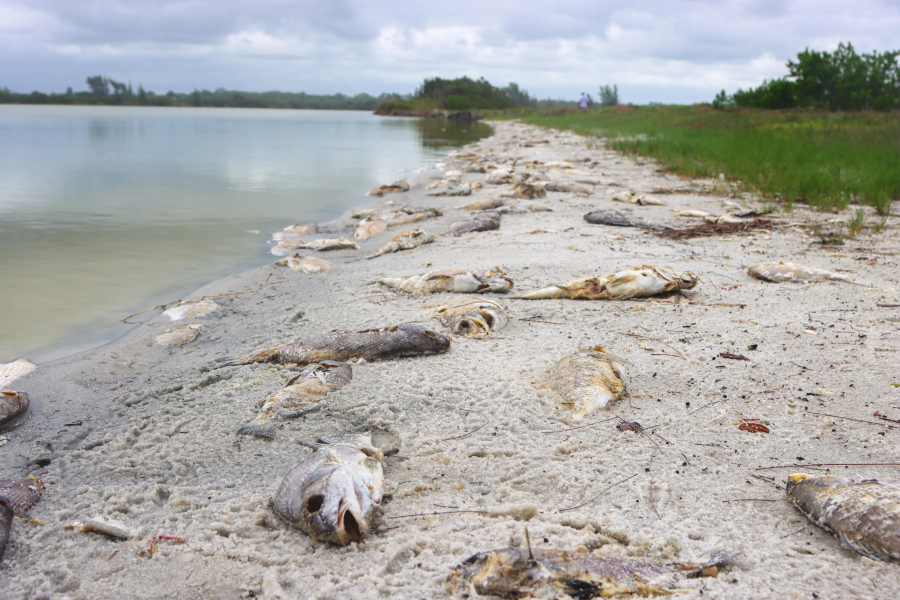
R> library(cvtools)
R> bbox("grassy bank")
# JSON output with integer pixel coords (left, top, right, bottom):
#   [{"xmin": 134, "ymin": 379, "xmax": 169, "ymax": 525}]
[{"xmin": 502, "ymin": 105, "xmax": 900, "ymax": 214}]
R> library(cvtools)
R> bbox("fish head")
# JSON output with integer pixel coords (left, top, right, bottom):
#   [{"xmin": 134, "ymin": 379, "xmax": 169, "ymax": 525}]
[
  {"xmin": 395, "ymin": 323, "xmax": 452, "ymax": 352},
  {"xmin": 447, "ymin": 548, "xmax": 535, "ymax": 596},
  {"xmin": 677, "ymin": 271, "xmax": 699, "ymax": 290},
  {"xmin": 786, "ymin": 473, "xmax": 853, "ymax": 516}
]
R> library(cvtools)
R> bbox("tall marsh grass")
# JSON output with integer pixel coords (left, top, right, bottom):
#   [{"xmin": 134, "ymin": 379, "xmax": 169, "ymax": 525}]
[{"xmin": 514, "ymin": 105, "xmax": 900, "ymax": 214}]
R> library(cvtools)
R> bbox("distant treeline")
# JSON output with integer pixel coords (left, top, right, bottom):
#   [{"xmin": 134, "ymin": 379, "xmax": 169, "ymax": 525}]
[
  {"xmin": 715, "ymin": 42, "xmax": 900, "ymax": 111},
  {"xmin": 0, "ymin": 76, "xmax": 402, "ymax": 110}
]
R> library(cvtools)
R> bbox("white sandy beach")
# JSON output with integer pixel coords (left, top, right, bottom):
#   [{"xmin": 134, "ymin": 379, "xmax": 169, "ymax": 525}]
[{"xmin": 2, "ymin": 120, "xmax": 900, "ymax": 600}]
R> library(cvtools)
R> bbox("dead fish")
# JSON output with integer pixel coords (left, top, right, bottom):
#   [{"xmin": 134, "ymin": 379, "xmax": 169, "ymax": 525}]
[
  {"xmin": 0, "ymin": 478, "xmax": 42, "ymax": 563},
  {"xmin": 272, "ymin": 223, "xmax": 318, "ymax": 241},
  {"xmin": 496, "ymin": 201, "xmax": 551, "ymax": 214},
  {"xmin": 237, "ymin": 361, "xmax": 352, "ymax": 439},
  {"xmin": 429, "ymin": 185, "xmax": 472, "ymax": 197},
  {"xmin": 459, "ymin": 197, "xmax": 504, "ymax": 211},
  {"xmin": 271, "ymin": 434, "xmax": 385, "ymax": 545},
  {"xmin": 514, "ymin": 265, "xmax": 698, "ymax": 300},
  {"xmin": 65, "ymin": 516, "xmax": 130, "ymax": 540},
  {"xmin": 0, "ymin": 359, "xmax": 37, "ymax": 388},
  {"xmin": 435, "ymin": 298, "xmax": 508, "ymax": 338},
  {"xmin": 378, "ymin": 269, "xmax": 514, "ymax": 295},
  {"xmin": 275, "ymin": 253, "xmax": 331, "ymax": 274},
  {"xmin": 545, "ymin": 181, "xmax": 592, "ymax": 195},
  {"xmin": 512, "ymin": 183, "xmax": 546, "ymax": 199},
  {"xmin": 787, "ymin": 474, "xmax": 900, "ymax": 562},
  {"xmin": 584, "ymin": 209, "xmax": 635, "ymax": 227},
  {"xmin": 396, "ymin": 205, "xmax": 442, "ymax": 218},
  {"xmin": 297, "ymin": 238, "xmax": 359, "ymax": 252},
  {"xmin": 163, "ymin": 299, "xmax": 218, "ymax": 321},
  {"xmin": 704, "ymin": 214, "xmax": 743, "ymax": 224},
  {"xmin": 366, "ymin": 229, "xmax": 435, "ymax": 259},
  {"xmin": 612, "ymin": 190, "xmax": 665, "ymax": 206},
  {"xmin": 369, "ymin": 180, "xmax": 411, "ymax": 196},
  {"xmin": 748, "ymin": 262, "xmax": 853, "ymax": 283},
  {"xmin": 444, "ymin": 213, "xmax": 501, "ymax": 237},
  {"xmin": 154, "ymin": 324, "xmax": 201, "ymax": 348},
  {"xmin": 675, "ymin": 210, "xmax": 712, "ymax": 218},
  {"xmin": 384, "ymin": 212, "xmax": 429, "ymax": 227},
  {"xmin": 0, "ymin": 390, "xmax": 29, "ymax": 427},
  {"xmin": 354, "ymin": 218, "xmax": 388, "ymax": 240},
  {"xmin": 271, "ymin": 238, "xmax": 307, "ymax": 256},
  {"xmin": 447, "ymin": 545, "xmax": 740, "ymax": 598},
  {"xmin": 486, "ymin": 169, "xmax": 514, "ymax": 184},
  {"xmin": 221, "ymin": 323, "xmax": 451, "ymax": 366},
  {"xmin": 547, "ymin": 346, "xmax": 626, "ymax": 420}
]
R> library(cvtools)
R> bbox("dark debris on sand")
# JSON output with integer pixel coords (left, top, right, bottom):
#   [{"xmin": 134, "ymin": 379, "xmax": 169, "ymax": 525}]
[{"xmin": 655, "ymin": 218, "xmax": 775, "ymax": 240}]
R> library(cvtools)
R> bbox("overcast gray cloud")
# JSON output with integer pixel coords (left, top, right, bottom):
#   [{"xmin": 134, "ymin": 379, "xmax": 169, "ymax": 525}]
[{"xmin": 2, "ymin": 0, "xmax": 899, "ymax": 103}]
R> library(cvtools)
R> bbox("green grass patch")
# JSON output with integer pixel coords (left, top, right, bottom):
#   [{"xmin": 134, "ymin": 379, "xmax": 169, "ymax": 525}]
[{"xmin": 504, "ymin": 105, "xmax": 900, "ymax": 214}]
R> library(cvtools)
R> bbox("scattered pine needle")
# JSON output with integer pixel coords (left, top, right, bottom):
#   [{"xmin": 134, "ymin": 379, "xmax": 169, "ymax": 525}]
[
  {"xmin": 559, "ymin": 474, "xmax": 638, "ymax": 512},
  {"xmin": 540, "ymin": 416, "xmax": 618, "ymax": 434},
  {"xmin": 388, "ymin": 510, "xmax": 489, "ymax": 520},
  {"xmin": 756, "ymin": 462, "xmax": 900, "ymax": 471},
  {"xmin": 441, "ymin": 408, "xmax": 490, "ymax": 441}
]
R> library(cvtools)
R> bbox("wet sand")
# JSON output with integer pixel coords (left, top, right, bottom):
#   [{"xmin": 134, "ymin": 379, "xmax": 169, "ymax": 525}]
[{"xmin": 2, "ymin": 121, "xmax": 900, "ymax": 599}]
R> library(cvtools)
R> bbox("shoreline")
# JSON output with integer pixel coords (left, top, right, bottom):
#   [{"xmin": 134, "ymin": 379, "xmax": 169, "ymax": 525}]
[{"xmin": 3, "ymin": 120, "xmax": 900, "ymax": 599}]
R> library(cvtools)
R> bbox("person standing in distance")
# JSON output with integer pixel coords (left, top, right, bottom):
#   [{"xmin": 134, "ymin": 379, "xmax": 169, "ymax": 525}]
[{"xmin": 578, "ymin": 92, "xmax": 589, "ymax": 109}]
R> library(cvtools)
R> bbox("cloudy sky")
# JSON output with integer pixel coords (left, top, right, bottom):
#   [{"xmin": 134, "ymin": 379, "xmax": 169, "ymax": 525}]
[{"xmin": 3, "ymin": 0, "xmax": 899, "ymax": 104}]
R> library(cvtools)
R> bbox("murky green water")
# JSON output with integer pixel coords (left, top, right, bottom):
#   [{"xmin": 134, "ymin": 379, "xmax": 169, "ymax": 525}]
[{"xmin": 0, "ymin": 106, "xmax": 491, "ymax": 363}]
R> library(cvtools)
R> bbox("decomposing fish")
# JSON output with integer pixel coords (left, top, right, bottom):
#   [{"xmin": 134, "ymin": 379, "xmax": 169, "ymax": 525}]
[
  {"xmin": 612, "ymin": 190, "xmax": 665, "ymax": 206},
  {"xmin": 65, "ymin": 516, "xmax": 130, "ymax": 540},
  {"xmin": 429, "ymin": 185, "xmax": 473, "ymax": 197},
  {"xmin": 444, "ymin": 213, "xmax": 501, "ymax": 237},
  {"xmin": 354, "ymin": 218, "xmax": 388, "ymax": 240},
  {"xmin": 546, "ymin": 346, "xmax": 626, "ymax": 420},
  {"xmin": 378, "ymin": 269, "xmax": 514, "ymax": 295},
  {"xmin": 0, "ymin": 359, "xmax": 37, "ymax": 388},
  {"xmin": 674, "ymin": 210, "xmax": 712, "ymax": 218},
  {"xmin": 271, "ymin": 434, "xmax": 385, "ymax": 545},
  {"xmin": 0, "ymin": 390, "xmax": 29, "ymax": 428},
  {"xmin": 163, "ymin": 299, "xmax": 218, "ymax": 321},
  {"xmin": 384, "ymin": 212, "xmax": 429, "ymax": 227},
  {"xmin": 297, "ymin": 238, "xmax": 360, "ymax": 252},
  {"xmin": 366, "ymin": 229, "xmax": 435, "ymax": 259},
  {"xmin": 496, "ymin": 201, "xmax": 552, "ymax": 214},
  {"xmin": 583, "ymin": 209, "xmax": 637, "ymax": 227},
  {"xmin": 544, "ymin": 181, "xmax": 592, "ymax": 195},
  {"xmin": 221, "ymin": 323, "xmax": 451, "ymax": 366},
  {"xmin": 237, "ymin": 361, "xmax": 352, "ymax": 438},
  {"xmin": 369, "ymin": 180, "xmax": 411, "ymax": 196},
  {"xmin": 486, "ymin": 169, "xmax": 515, "ymax": 184},
  {"xmin": 275, "ymin": 253, "xmax": 331, "ymax": 274},
  {"xmin": 271, "ymin": 239, "xmax": 307, "ymax": 256},
  {"xmin": 447, "ymin": 545, "xmax": 740, "ymax": 598},
  {"xmin": 748, "ymin": 262, "xmax": 853, "ymax": 283},
  {"xmin": 514, "ymin": 265, "xmax": 698, "ymax": 300},
  {"xmin": 787, "ymin": 474, "xmax": 900, "ymax": 562},
  {"xmin": 511, "ymin": 183, "xmax": 546, "ymax": 199},
  {"xmin": 272, "ymin": 223, "xmax": 318, "ymax": 241},
  {"xmin": 459, "ymin": 198, "xmax": 504, "ymax": 211},
  {"xmin": 154, "ymin": 324, "xmax": 201, "ymax": 348},
  {"xmin": 435, "ymin": 298, "xmax": 508, "ymax": 338},
  {"xmin": 0, "ymin": 478, "xmax": 42, "ymax": 562}
]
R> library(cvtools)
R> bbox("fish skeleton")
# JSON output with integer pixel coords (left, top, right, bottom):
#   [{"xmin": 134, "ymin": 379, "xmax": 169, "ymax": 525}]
[
  {"xmin": 275, "ymin": 253, "xmax": 331, "ymax": 274},
  {"xmin": 154, "ymin": 324, "xmax": 201, "ymax": 348},
  {"xmin": 435, "ymin": 298, "xmax": 509, "ymax": 338},
  {"xmin": 369, "ymin": 180, "xmax": 411, "ymax": 196},
  {"xmin": 221, "ymin": 323, "xmax": 451, "ymax": 366},
  {"xmin": 0, "ymin": 478, "xmax": 42, "ymax": 563},
  {"xmin": 444, "ymin": 213, "xmax": 501, "ymax": 237},
  {"xmin": 162, "ymin": 299, "xmax": 219, "ymax": 321},
  {"xmin": 271, "ymin": 434, "xmax": 385, "ymax": 545},
  {"xmin": 748, "ymin": 262, "xmax": 853, "ymax": 283},
  {"xmin": 378, "ymin": 269, "xmax": 514, "ymax": 295},
  {"xmin": 546, "ymin": 346, "xmax": 627, "ymax": 420},
  {"xmin": 354, "ymin": 218, "xmax": 388, "ymax": 240},
  {"xmin": 237, "ymin": 361, "xmax": 352, "ymax": 439},
  {"xmin": 0, "ymin": 390, "xmax": 30, "ymax": 427},
  {"xmin": 787, "ymin": 474, "xmax": 900, "ymax": 562},
  {"xmin": 296, "ymin": 238, "xmax": 359, "ymax": 252},
  {"xmin": 0, "ymin": 359, "xmax": 36, "ymax": 389},
  {"xmin": 515, "ymin": 265, "xmax": 698, "ymax": 300},
  {"xmin": 366, "ymin": 229, "xmax": 435, "ymax": 259},
  {"xmin": 447, "ymin": 545, "xmax": 740, "ymax": 598},
  {"xmin": 272, "ymin": 223, "xmax": 318, "ymax": 241}
]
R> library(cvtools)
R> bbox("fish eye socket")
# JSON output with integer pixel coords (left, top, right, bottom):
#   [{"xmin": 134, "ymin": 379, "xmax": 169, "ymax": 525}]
[
  {"xmin": 306, "ymin": 495, "xmax": 325, "ymax": 513},
  {"xmin": 425, "ymin": 331, "xmax": 437, "ymax": 338}
]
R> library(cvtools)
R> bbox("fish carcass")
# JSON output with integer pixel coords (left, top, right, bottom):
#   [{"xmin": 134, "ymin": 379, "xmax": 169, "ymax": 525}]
[
  {"xmin": 272, "ymin": 223, "xmax": 318, "ymax": 241},
  {"xmin": 378, "ymin": 269, "xmax": 513, "ymax": 295},
  {"xmin": 163, "ymin": 299, "xmax": 219, "ymax": 321},
  {"xmin": 546, "ymin": 346, "xmax": 626, "ymax": 420},
  {"xmin": 444, "ymin": 213, "xmax": 501, "ymax": 237},
  {"xmin": 238, "ymin": 361, "xmax": 352, "ymax": 438},
  {"xmin": 787, "ymin": 474, "xmax": 900, "ymax": 561},
  {"xmin": 222, "ymin": 323, "xmax": 451, "ymax": 366},
  {"xmin": 0, "ymin": 360, "xmax": 37, "ymax": 389},
  {"xmin": 296, "ymin": 238, "xmax": 360, "ymax": 252},
  {"xmin": 271, "ymin": 435, "xmax": 385, "ymax": 545},
  {"xmin": 0, "ymin": 478, "xmax": 42, "ymax": 562},
  {"xmin": 275, "ymin": 254, "xmax": 331, "ymax": 274},
  {"xmin": 155, "ymin": 324, "xmax": 201, "ymax": 348},
  {"xmin": 515, "ymin": 265, "xmax": 698, "ymax": 300},
  {"xmin": 369, "ymin": 180, "xmax": 411, "ymax": 196},
  {"xmin": 748, "ymin": 262, "xmax": 853, "ymax": 283},
  {"xmin": 435, "ymin": 298, "xmax": 508, "ymax": 338},
  {"xmin": 353, "ymin": 218, "xmax": 388, "ymax": 240},
  {"xmin": 366, "ymin": 229, "xmax": 435, "ymax": 259},
  {"xmin": 0, "ymin": 390, "xmax": 29, "ymax": 427}
]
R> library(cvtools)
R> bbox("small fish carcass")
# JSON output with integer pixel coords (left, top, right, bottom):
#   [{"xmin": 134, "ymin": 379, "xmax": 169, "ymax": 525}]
[
  {"xmin": 154, "ymin": 324, "xmax": 201, "ymax": 348},
  {"xmin": 748, "ymin": 262, "xmax": 853, "ymax": 283},
  {"xmin": 272, "ymin": 222, "xmax": 318, "ymax": 241},
  {"xmin": 296, "ymin": 238, "xmax": 360, "ymax": 252},
  {"xmin": 546, "ymin": 346, "xmax": 626, "ymax": 420},
  {"xmin": 162, "ymin": 299, "xmax": 219, "ymax": 321},
  {"xmin": 237, "ymin": 361, "xmax": 352, "ymax": 438},
  {"xmin": 611, "ymin": 190, "xmax": 665, "ymax": 206},
  {"xmin": 0, "ymin": 478, "xmax": 42, "ymax": 562},
  {"xmin": 378, "ymin": 269, "xmax": 513, "ymax": 295},
  {"xmin": 369, "ymin": 180, "xmax": 411, "ymax": 196},
  {"xmin": 0, "ymin": 390, "xmax": 29, "ymax": 427},
  {"xmin": 435, "ymin": 298, "xmax": 508, "ymax": 338},
  {"xmin": 271, "ymin": 435, "xmax": 385, "ymax": 545},
  {"xmin": 446, "ymin": 545, "xmax": 740, "ymax": 598},
  {"xmin": 0, "ymin": 359, "xmax": 37, "ymax": 388},
  {"xmin": 515, "ymin": 265, "xmax": 698, "ymax": 300},
  {"xmin": 444, "ymin": 213, "xmax": 501, "ymax": 237},
  {"xmin": 366, "ymin": 229, "xmax": 435, "ymax": 259},
  {"xmin": 353, "ymin": 218, "xmax": 388, "ymax": 240},
  {"xmin": 222, "ymin": 323, "xmax": 451, "ymax": 366},
  {"xmin": 275, "ymin": 253, "xmax": 332, "ymax": 274},
  {"xmin": 786, "ymin": 474, "xmax": 900, "ymax": 561}
]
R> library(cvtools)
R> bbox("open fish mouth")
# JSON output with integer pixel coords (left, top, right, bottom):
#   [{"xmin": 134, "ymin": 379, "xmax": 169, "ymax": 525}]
[
  {"xmin": 457, "ymin": 315, "xmax": 490, "ymax": 335},
  {"xmin": 336, "ymin": 501, "xmax": 365, "ymax": 543}
]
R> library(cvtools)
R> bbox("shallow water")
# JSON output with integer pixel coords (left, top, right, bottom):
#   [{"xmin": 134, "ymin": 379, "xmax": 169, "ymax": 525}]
[{"xmin": 0, "ymin": 106, "xmax": 491, "ymax": 363}]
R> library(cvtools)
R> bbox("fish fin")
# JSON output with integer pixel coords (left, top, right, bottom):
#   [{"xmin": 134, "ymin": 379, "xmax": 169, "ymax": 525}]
[
  {"xmin": 236, "ymin": 423, "xmax": 276, "ymax": 439},
  {"xmin": 218, "ymin": 347, "xmax": 280, "ymax": 367},
  {"xmin": 833, "ymin": 530, "xmax": 884, "ymax": 561}
]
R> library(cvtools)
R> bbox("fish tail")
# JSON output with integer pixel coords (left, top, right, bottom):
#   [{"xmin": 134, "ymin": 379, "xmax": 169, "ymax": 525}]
[
  {"xmin": 219, "ymin": 347, "xmax": 280, "ymax": 367},
  {"xmin": 377, "ymin": 277, "xmax": 402, "ymax": 288},
  {"xmin": 236, "ymin": 423, "xmax": 276, "ymax": 439},
  {"xmin": 510, "ymin": 286, "xmax": 570, "ymax": 300}
]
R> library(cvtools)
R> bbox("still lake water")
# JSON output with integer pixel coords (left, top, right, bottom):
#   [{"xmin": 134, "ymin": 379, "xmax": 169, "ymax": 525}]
[{"xmin": 0, "ymin": 106, "xmax": 491, "ymax": 364}]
